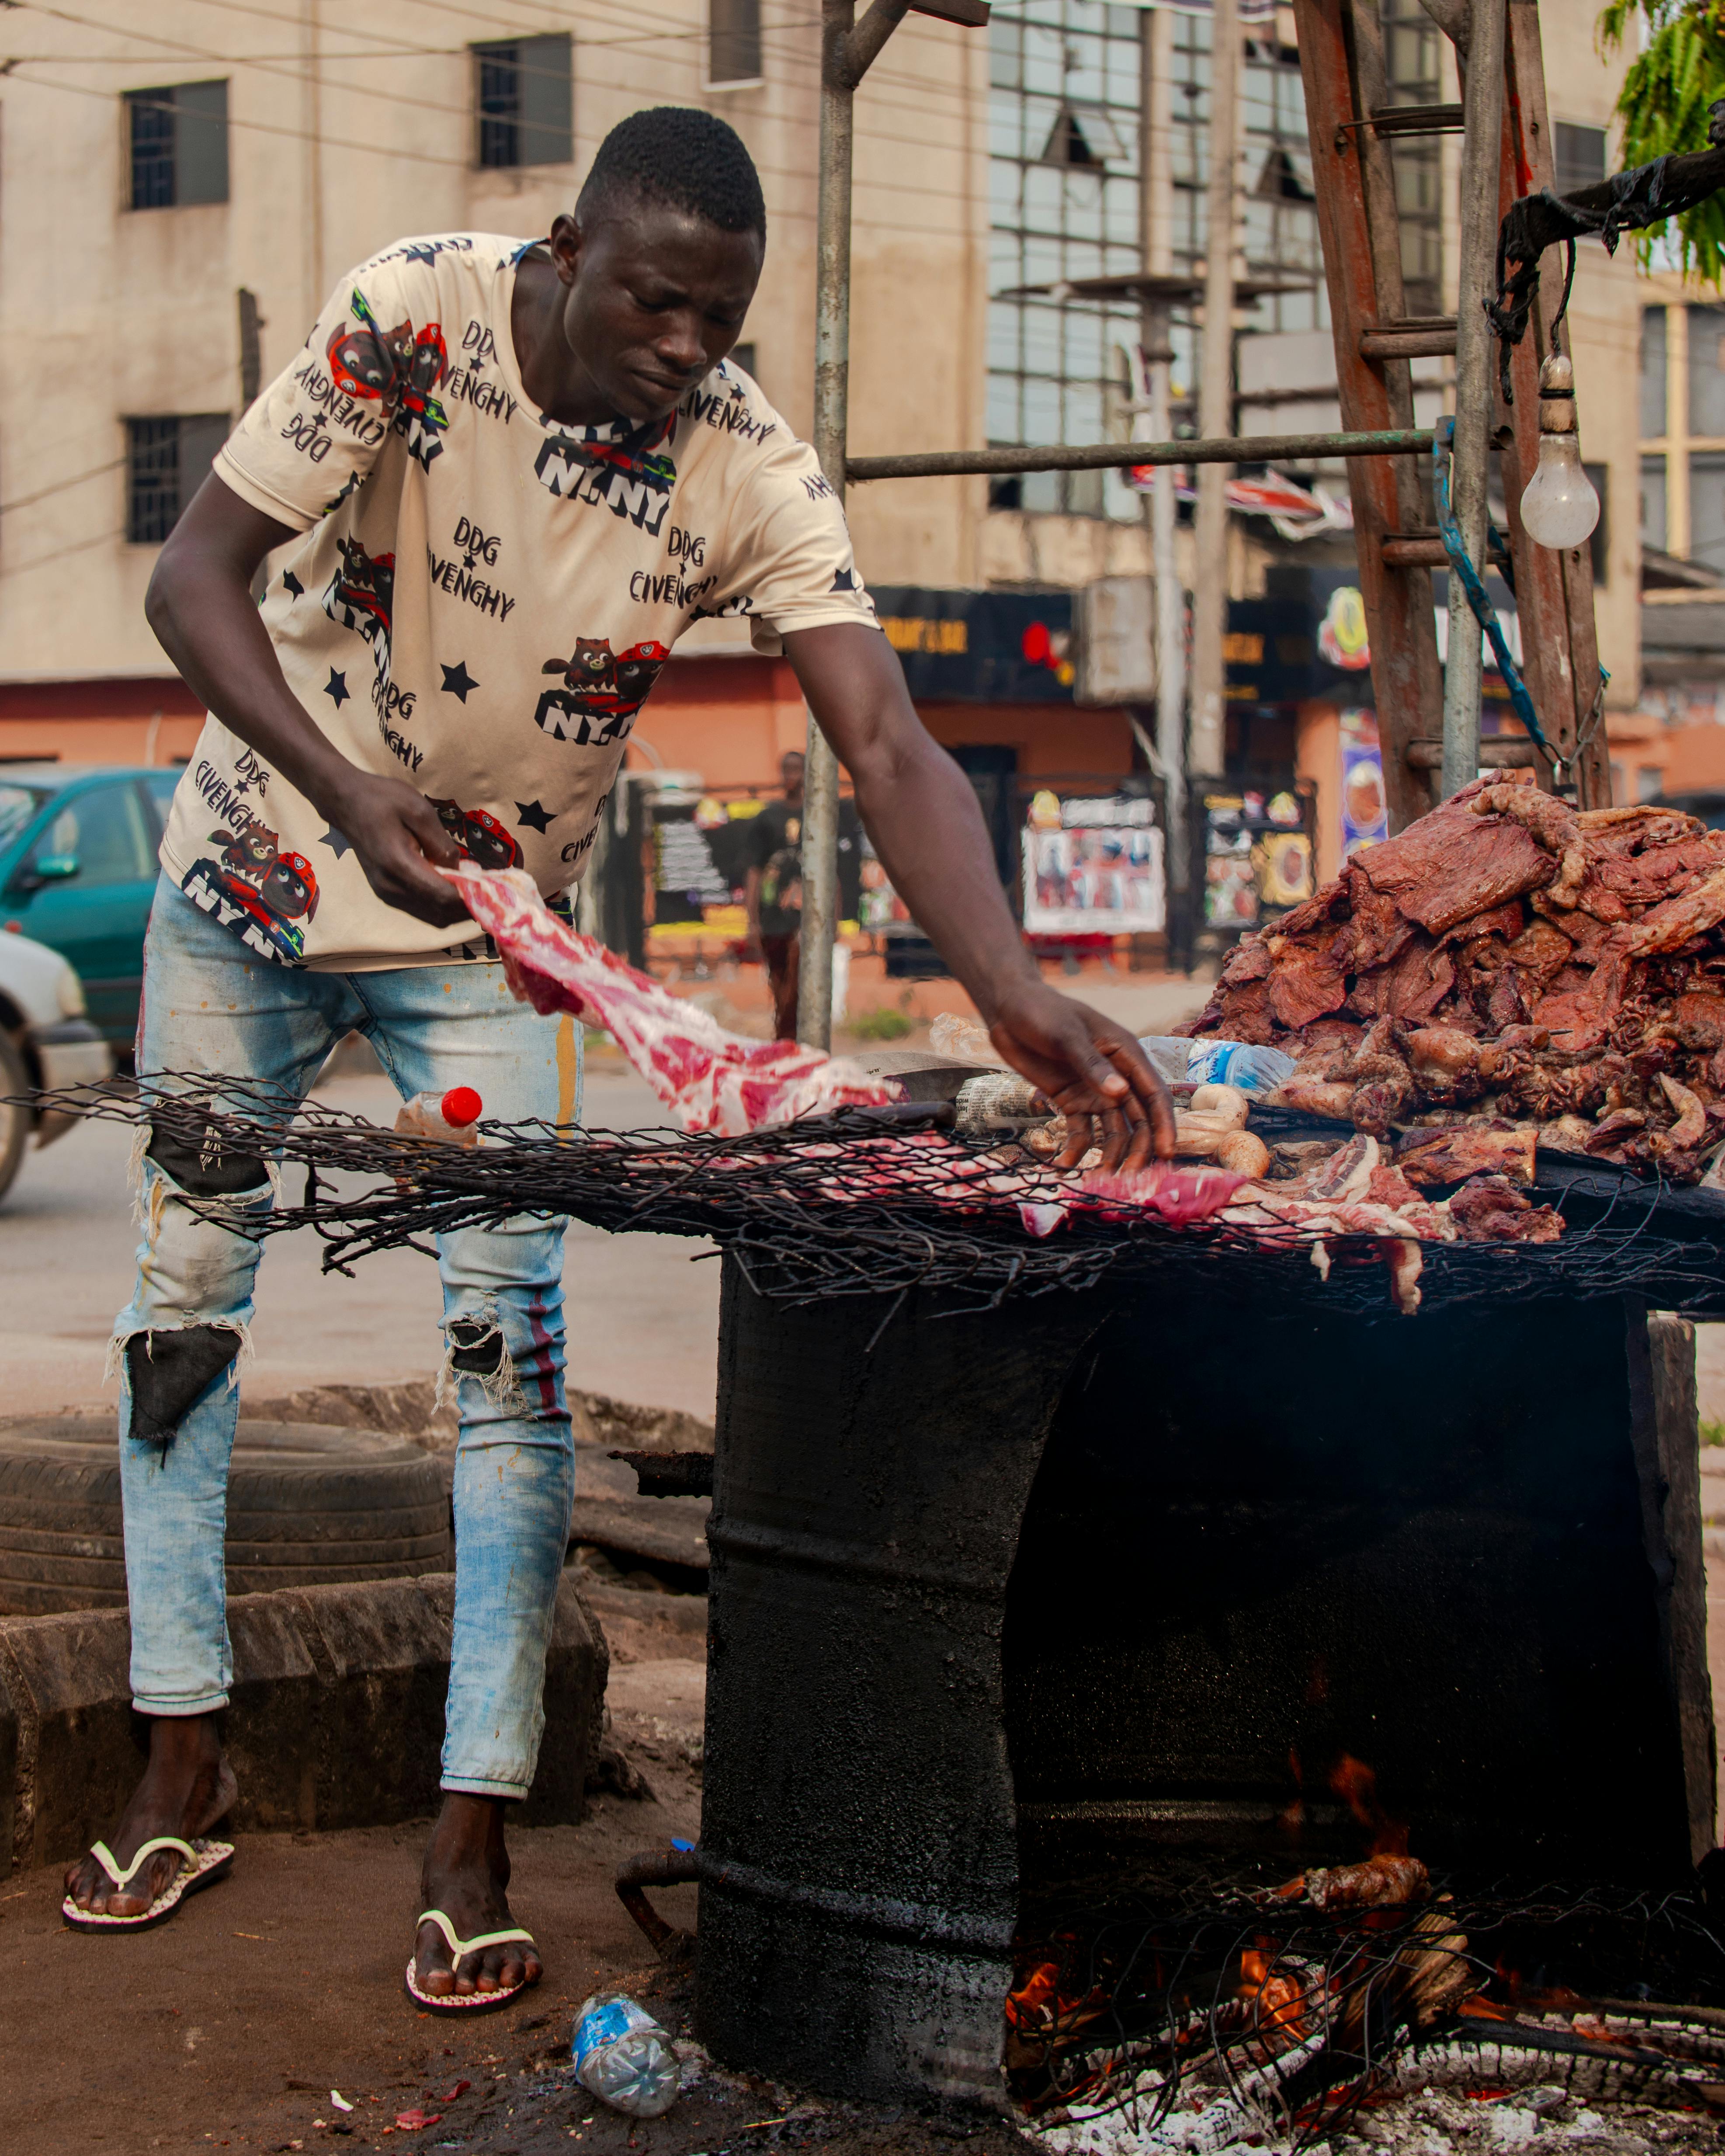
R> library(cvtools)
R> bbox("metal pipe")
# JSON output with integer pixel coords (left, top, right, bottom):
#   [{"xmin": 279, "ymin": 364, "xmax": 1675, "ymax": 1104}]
[
  {"xmin": 1440, "ymin": 0, "xmax": 1507, "ymax": 800},
  {"xmin": 798, "ymin": 0, "xmax": 878, "ymax": 1051},
  {"xmin": 847, "ymin": 426, "xmax": 1432, "ymax": 481},
  {"xmin": 1188, "ymin": 0, "xmax": 1239, "ymax": 782},
  {"xmin": 1143, "ymin": 5, "xmax": 1188, "ymax": 946}
]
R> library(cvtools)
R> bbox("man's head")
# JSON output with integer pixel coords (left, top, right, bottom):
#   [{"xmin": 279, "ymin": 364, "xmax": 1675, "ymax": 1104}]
[
  {"xmin": 780, "ymin": 749, "xmax": 805, "ymax": 804},
  {"xmin": 548, "ymin": 107, "xmax": 766, "ymax": 427}
]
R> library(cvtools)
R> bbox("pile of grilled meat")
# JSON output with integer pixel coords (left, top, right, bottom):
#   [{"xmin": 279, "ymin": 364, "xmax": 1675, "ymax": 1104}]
[{"xmin": 1189, "ymin": 777, "xmax": 1725, "ymax": 1185}]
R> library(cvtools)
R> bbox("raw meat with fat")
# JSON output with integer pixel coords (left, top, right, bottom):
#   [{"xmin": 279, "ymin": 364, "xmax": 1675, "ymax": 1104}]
[{"xmin": 442, "ymin": 863, "xmax": 902, "ymax": 1134}]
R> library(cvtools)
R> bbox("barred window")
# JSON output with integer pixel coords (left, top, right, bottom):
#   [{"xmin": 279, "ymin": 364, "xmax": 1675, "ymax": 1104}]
[
  {"xmin": 124, "ymin": 81, "xmax": 228, "ymax": 211},
  {"xmin": 125, "ymin": 415, "xmax": 229, "ymax": 545},
  {"xmin": 473, "ymin": 35, "xmax": 573, "ymax": 169}
]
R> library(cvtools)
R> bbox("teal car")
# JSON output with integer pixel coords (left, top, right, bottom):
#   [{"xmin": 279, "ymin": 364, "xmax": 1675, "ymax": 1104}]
[{"xmin": 0, "ymin": 764, "xmax": 183, "ymax": 1053}]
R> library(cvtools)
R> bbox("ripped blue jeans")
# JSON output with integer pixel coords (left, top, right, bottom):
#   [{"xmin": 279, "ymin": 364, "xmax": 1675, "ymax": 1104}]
[{"xmin": 114, "ymin": 874, "xmax": 580, "ymax": 1799}]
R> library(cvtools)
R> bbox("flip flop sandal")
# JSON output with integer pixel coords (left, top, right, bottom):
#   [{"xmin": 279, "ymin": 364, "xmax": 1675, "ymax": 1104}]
[
  {"xmin": 405, "ymin": 1907, "xmax": 539, "ymax": 2014},
  {"xmin": 62, "ymin": 1835, "xmax": 235, "ymax": 1933}
]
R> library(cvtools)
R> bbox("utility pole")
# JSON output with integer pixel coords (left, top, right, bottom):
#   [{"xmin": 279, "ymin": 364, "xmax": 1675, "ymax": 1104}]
[
  {"xmin": 1440, "ymin": 0, "xmax": 1506, "ymax": 800},
  {"xmin": 1187, "ymin": 0, "xmax": 1239, "ymax": 784},
  {"xmin": 1142, "ymin": 6, "xmax": 1187, "ymax": 929},
  {"xmin": 798, "ymin": 0, "xmax": 989, "ymax": 1050}
]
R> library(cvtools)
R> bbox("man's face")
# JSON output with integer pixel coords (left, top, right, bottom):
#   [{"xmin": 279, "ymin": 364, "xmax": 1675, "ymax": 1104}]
[
  {"xmin": 552, "ymin": 200, "xmax": 762, "ymax": 427},
  {"xmin": 781, "ymin": 754, "xmax": 805, "ymax": 804}
]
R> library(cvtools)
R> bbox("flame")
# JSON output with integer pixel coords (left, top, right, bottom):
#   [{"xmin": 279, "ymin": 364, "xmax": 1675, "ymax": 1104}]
[
  {"xmin": 1329, "ymin": 1752, "xmax": 1409, "ymax": 1858},
  {"xmin": 1238, "ymin": 1941, "xmax": 1311, "ymax": 2036}
]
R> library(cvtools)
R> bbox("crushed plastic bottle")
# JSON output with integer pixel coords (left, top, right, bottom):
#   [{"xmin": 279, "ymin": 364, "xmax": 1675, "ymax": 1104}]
[
  {"xmin": 393, "ymin": 1086, "xmax": 484, "ymax": 1147},
  {"xmin": 1138, "ymin": 1036, "xmax": 1297, "ymax": 1094},
  {"xmin": 571, "ymin": 1993, "xmax": 681, "ymax": 2119}
]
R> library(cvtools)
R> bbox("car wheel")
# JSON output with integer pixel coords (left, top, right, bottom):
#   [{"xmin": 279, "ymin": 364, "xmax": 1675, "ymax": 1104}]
[{"xmin": 0, "ymin": 1031, "xmax": 31, "ymax": 1206}]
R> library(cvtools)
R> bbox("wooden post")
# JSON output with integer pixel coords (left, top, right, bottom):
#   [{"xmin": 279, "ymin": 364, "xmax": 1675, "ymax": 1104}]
[
  {"xmin": 1292, "ymin": 0, "xmax": 1444, "ymax": 833},
  {"xmin": 1493, "ymin": 0, "xmax": 1610, "ymax": 807}
]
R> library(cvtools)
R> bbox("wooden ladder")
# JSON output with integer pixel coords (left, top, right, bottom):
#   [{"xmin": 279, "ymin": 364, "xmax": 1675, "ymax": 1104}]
[{"xmin": 1291, "ymin": 0, "xmax": 1610, "ymax": 821}]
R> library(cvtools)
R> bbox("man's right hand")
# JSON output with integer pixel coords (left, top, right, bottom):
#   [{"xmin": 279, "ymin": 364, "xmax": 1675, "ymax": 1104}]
[
  {"xmin": 324, "ymin": 768, "xmax": 469, "ymax": 928},
  {"xmin": 145, "ymin": 478, "xmax": 470, "ymax": 932}
]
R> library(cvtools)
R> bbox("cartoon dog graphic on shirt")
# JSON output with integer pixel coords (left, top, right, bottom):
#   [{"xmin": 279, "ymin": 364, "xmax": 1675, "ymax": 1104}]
[
  {"xmin": 326, "ymin": 291, "xmax": 449, "ymax": 469},
  {"xmin": 429, "ymin": 798, "xmax": 524, "ymax": 872},
  {"xmin": 533, "ymin": 636, "xmax": 670, "ymax": 747},
  {"xmin": 179, "ymin": 817, "xmax": 319, "ymax": 964},
  {"xmin": 323, "ymin": 535, "xmax": 396, "ymax": 672}
]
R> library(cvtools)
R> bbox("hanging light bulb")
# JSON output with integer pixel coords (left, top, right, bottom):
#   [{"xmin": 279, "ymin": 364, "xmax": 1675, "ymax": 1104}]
[{"xmin": 1517, "ymin": 350, "xmax": 1600, "ymax": 551}]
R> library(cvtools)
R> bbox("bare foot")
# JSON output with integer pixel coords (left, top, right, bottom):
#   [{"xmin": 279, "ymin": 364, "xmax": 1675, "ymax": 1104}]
[
  {"xmin": 412, "ymin": 1793, "xmax": 542, "ymax": 1999},
  {"xmin": 63, "ymin": 1713, "xmax": 236, "ymax": 1918}
]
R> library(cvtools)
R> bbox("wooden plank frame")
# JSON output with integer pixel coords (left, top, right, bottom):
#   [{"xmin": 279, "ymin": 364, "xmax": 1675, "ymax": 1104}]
[
  {"xmin": 1493, "ymin": 0, "xmax": 1610, "ymax": 807},
  {"xmin": 1292, "ymin": 0, "xmax": 1444, "ymax": 834}
]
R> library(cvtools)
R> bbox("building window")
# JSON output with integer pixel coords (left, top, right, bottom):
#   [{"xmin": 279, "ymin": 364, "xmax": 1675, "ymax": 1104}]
[
  {"xmin": 988, "ymin": 2, "xmax": 1148, "ymax": 521},
  {"xmin": 474, "ymin": 35, "xmax": 572, "ymax": 169},
  {"xmin": 1584, "ymin": 461, "xmax": 1609, "ymax": 586},
  {"xmin": 710, "ymin": 0, "xmax": 764, "ymax": 87},
  {"xmin": 1378, "ymin": 0, "xmax": 1444, "ymax": 318},
  {"xmin": 1554, "ymin": 121, "xmax": 1607, "ymax": 197},
  {"xmin": 125, "ymin": 415, "xmax": 229, "ymax": 544},
  {"xmin": 125, "ymin": 81, "xmax": 228, "ymax": 210}
]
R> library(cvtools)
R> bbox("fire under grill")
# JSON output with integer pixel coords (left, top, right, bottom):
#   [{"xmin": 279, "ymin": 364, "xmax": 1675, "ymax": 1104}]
[
  {"xmin": 694, "ymin": 1265, "xmax": 1722, "ymax": 2134},
  {"xmin": 27, "ymin": 1083, "xmax": 1725, "ymax": 2135}
]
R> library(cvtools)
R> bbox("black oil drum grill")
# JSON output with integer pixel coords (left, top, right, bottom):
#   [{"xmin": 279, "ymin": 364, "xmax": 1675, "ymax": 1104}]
[{"xmin": 33, "ymin": 1081, "xmax": 1725, "ymax": 2111}]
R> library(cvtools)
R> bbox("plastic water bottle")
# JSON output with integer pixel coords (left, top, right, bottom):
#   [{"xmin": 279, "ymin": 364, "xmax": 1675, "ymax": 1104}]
[
  {"xmin": 392, "ymin": 1085, "xmax": 484, "ymax": 1146},
  {"xmin": 1138, "ymin": 1036, "xmax": 1298, "ymax": 1094},
  {"xmin": 571, "ymin": 1993, "xmax": 681, "ymax": 2118}
]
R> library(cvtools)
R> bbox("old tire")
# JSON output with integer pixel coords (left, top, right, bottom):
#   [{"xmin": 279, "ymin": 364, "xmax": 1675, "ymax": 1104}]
[
  {"xmin": 0, "ymin": 1030, "xmax": 31, "ymax": 1207},
  {"xmin": 0, "ymin": 1416, "xmax": 453, "ymax": 1616}
]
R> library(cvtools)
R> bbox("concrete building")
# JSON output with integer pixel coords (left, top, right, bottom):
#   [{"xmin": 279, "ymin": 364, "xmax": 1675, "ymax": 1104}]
[{"xmin": 0, "ymin": 0, "xmax": 1690, "ymax": 916}]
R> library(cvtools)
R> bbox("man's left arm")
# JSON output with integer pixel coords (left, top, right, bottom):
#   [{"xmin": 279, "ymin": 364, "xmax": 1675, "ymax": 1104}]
[{"xmin": 784, "ymin": 621, "xmax": 1176, "ymax": 1170}]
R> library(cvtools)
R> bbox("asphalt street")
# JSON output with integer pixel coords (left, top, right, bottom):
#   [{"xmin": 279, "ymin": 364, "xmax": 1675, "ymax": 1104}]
[{"xmin": 0, "ymin": 1062, "xmax": 725, "ymax": 1425}]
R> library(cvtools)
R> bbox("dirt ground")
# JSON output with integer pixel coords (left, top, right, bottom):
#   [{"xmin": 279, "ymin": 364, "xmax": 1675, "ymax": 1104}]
[{"xmin": 0, "ymin": 1578, "xmax": 1032, "ymax": 2156}]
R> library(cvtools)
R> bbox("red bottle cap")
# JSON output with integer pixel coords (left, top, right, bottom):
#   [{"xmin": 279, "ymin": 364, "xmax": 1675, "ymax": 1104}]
[{"xmin": 440, "ymin": 1086, "xmax": 483, "ymax": 1127}]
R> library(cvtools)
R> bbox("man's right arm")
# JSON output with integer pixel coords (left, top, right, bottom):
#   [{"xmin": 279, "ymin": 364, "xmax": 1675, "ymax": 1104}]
[{"xmin": 146, "ymin": 476, "xmax": 465, "ymax": 927}]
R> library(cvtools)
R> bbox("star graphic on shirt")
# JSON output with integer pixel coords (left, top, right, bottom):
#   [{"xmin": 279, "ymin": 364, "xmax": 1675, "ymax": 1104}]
[
  {"xmin": 324, "ymin": 669, "xmax": 351, "ymax": 708},
  {"xmin": 514, "ymin": 800, "xmax": 556, "ymax": 833},
  {"xmin": 319, "ymin": 826, "xmax": 354, "ymax": 860},
  {"xmin": 401, "ymin": 242, "xmax": 438, "ymax": 266},
  {"xmin": 281, "ymin": 570, "xmax": 303, "ymax": 598},
  {"xmin": 830, "ymin": 567, "xmax": 857, "ymax": 592},
  {"xmin": 441, "ymin": 660, "xmax": 480, "ymax": 703},
  {"xmin": 233, "ymin": 777, "xmax": 251, "ymax": 796}
]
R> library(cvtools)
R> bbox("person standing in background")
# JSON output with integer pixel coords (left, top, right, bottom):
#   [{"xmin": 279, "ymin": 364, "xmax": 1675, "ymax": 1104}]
[{"xmin": 745, "ymin": 749, "xmax": 806, "ymax": 1040}]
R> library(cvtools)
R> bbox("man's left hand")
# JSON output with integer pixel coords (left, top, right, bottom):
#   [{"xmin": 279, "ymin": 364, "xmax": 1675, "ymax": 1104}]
[{"xmin": 986, "ymin": 979, "xmax": 1177, "ymax": 1173}]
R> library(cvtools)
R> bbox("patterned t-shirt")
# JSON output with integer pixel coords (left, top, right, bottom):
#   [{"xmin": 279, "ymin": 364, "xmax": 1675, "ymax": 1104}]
[{"xmin": 159, "ymin": 232, "xmax": 878, "ymax": 970}]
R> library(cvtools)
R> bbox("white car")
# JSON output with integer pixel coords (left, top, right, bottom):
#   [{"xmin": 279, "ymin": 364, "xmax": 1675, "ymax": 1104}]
[{"xmin": 0, "ymin": 927, "xmax": 113, "ymax": 1203}]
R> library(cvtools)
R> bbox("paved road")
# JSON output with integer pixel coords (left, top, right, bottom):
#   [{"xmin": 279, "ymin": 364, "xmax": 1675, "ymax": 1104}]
[{"xmin": 0, "ymin": 1063, "xmax": 724, "ymax": 1424}]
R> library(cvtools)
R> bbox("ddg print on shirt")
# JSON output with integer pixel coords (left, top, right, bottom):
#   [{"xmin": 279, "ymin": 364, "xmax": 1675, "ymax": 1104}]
[{"xmin": 158, "ymin": 232, "xmax": 879, "ymax": 974}]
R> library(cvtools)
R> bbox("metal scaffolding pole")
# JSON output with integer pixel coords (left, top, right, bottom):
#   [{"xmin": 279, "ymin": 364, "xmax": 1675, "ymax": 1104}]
[
  {"xmin": 1142, "ymin": 4, "xmax": 1187, "ymax": 934},
  {"xmin": 1187, "ymin": 0, "xmax": 1239, "ymax": 781},
  {"xmin": 1440, "ymin": 0, "xmax": 1507, "ymax": 800},
  {"xmin": 797, "ymin": 0, "xmax": 987, "ymax": 1048}
]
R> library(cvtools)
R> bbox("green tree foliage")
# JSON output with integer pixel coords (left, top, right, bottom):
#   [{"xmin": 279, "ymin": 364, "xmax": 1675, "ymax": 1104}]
[{"xmin": 1599, "ymin": 0, "xmax": 1725, "ymax": 279}]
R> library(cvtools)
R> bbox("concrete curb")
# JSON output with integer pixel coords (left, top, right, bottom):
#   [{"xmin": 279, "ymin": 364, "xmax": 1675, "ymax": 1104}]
[{"xmin": 0, "ymin": 1571, "xmax": 608, "ymax": 1875}]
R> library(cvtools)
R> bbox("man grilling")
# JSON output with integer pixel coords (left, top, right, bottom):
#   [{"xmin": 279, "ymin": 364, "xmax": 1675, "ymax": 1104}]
[{"xmin": 63, "ymin": 107, "xmax": 1174, "ymax": 2003}]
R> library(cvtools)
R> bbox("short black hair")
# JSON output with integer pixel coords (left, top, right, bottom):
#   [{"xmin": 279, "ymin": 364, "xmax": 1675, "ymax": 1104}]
[{"xmin": 578, "ymin": 107, "xmax": 766, "ymax": 238}]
